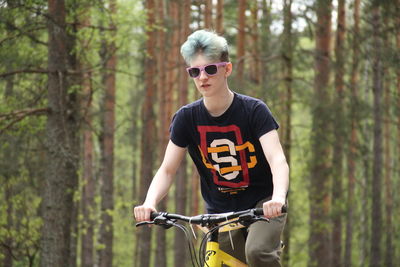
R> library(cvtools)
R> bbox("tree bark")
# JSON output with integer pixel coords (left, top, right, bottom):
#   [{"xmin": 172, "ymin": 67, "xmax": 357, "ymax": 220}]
[
  {"xmin": 249, "ymin": 1, "xmax": 260, "ymax": 86},
  {"xmin": 281, "ymin": 0, "xmax": 292, "ymax": 265},
  {"xmin": 98, "ymin": 1, "xmax": 117, "ymax": 266},
  {"xmin": 396, "ymin": 5, "xmax": 400, "ymax": 265},
  {"xmin": 396, "ymin": 7, "xmax": 400, "ymax": 267},
  {"xmin": 68, "ymin": 4, "xmax": 91, "ymax": 266},
  {"xmin": 204, "ymin": 0, "xmax": 213, "ymax": 29},
  {"xmin": 370, "ymin": 2, "xmax": 383, "ymax": 266},
  {"xmin": 383, "ymin": 57, "xmax": 393, "ymax": 267},
  {"xmin": 173, "ymin": 1, "xmax": 190, "ymax": 266},
  {"xmin": 41, "ymin": 0, "xmax": 80, "ymax": 266},
  {"xmin": 260, "ymin": 0, "xmax": 271, "ymax": 91},
  {"xmin": 81, "ymin": 54, "xmax": 95, "ymax": 267},
  {"xmin": 309, "ymin": 0, "xmax": 333, "ymax": 266},
  {"xmin": 344, "ymin": 1, "xmax": 360, "ymax": 266},
  {"xmin": 359, "ymin": 42, "xmax": 372, "ymax": 267},
  {"xmin": 236, "ymin": 0, "xmax": 246, "ymax": 85},
  {"xmin": 331, "ymin": 1, "xmax": 346, "ymax": 266},
  {"xmin": 77, "ymin": 7, "xmax": 96, "ymax": 266},
  {"xmin": 215, "ymin": 0, "xmax": 224, "ymax": 34},
  {"xmin": 137, "ymin": 1, "xmax": 157, "ymax": 266},
  {"xmin": 154, "ymin": 1, "xmax": 176, "ymax": 266},
  {"xmin": 383, "ymin": 3, "xmax": 393, "ymax": 267}
]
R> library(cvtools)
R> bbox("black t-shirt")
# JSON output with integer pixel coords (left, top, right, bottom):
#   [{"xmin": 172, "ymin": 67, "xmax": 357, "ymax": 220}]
[{"xmin": 170, "ymin": 92, "xmax": 279, "ymax": 213}]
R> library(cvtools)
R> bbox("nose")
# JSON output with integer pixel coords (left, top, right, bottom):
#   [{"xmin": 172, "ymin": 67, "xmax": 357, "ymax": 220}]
[{"xmin": 198, "ymin": 69, "xmax": 209, "ymax": 80}]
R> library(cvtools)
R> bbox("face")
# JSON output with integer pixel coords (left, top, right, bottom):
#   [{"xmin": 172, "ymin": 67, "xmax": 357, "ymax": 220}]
[{"xmin": 187, "ymin": 54, "xmax": 232, "ymax": 97}]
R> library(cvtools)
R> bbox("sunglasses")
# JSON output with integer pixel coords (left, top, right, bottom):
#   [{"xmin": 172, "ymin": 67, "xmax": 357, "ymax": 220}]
[{"xmin": 186, "ymin": 62, "xmax": 229, "ymax": 78}]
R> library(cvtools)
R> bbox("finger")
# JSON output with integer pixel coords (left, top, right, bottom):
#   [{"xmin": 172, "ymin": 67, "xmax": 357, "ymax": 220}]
[
  {"xmin": 133, "ymin": 207, "xmax": 138, "ymax": 221},
  {"xmin": 134, "ymin": 207, "xmax": 140, "ymax": 221},
  {"xmin": 134, "ymin": 207, "xmax": 146, "ymax": 222},
  {"xmin": 263, "ymin": 203, "xmax": 272, "ymax": 218},
  {"xmin": 264, "ymin": 202, "xmax": 282, "ymax": 218},
  {"xmin": 144, "ymin": 209, "xmax": 151, "ymax": 222},
  {"xmin": 274, "ymin": 205, "xmax": 280, "ymax": 216},
  {"xmin": 133, "ymin": 207, "xmax": 140, "ymax": 221},
  {"xmin": 274, "ymin": 203, "xmax": 284, "ymax": 217}
]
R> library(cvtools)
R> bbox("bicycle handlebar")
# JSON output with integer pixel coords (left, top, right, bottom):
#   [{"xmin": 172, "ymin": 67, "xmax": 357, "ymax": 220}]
[
  {"xmin": 136, "ymin": 205, "xmax": 287, "ymax": 228},
  {"xmin": 135, "ymin": 205, "xmax": 287, "ymax": 267}
]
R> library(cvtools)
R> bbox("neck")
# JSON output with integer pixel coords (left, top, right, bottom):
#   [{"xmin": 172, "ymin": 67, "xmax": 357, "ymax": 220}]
[{"xmin": 203, "ymin": 88, "xmax": 234, "ymax": 117}]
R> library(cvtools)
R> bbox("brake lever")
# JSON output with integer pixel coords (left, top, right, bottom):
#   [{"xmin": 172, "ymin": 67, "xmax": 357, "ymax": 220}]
[
  {"xmin": 135, "ymin": 216, "xmax": 176, "ymax": 229},
  {"xmin": 135, "ymin": 221, "xmax": 155, "ymax": 227},
  {"xmin": 154, "ymin": 217, "xmax": 176, "ymax": 229},
  {"xmin": 238, "ymin": 212, "xmax": 270, "ymax": 227}
]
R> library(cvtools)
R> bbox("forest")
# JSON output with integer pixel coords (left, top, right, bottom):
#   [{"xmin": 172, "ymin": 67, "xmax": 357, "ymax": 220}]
[{"xmin": 0, "ymin": 0, "xmax": 399, "ymax": 266}]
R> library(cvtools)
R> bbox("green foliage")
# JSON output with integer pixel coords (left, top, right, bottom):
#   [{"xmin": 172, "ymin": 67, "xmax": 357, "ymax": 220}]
[
  {"xmin": 0, "ymin": 136, "xmax": 44, "ymax": 266},
  {"xmin": 0, "ymin": 4, "xmax": 47, "ymax": 261},
  {"xmin": 1, "ymin": 0, "xmax": 400, "ymax": 266}
]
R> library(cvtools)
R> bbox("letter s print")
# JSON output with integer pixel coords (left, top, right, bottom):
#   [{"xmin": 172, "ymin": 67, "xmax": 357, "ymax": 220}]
[{"xmin": 210, "ymin": 139, "xmax": 239, "ymax": 180}]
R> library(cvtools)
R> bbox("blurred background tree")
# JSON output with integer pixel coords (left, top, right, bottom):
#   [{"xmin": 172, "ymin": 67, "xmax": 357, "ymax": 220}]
[{"xmin": 0, "ymin": 0, "xmax": 399, "ymax": 266}]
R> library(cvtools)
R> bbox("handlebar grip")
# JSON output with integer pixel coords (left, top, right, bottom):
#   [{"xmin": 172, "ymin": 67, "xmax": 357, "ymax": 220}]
[
  {"xmin": 150, "ymin": 211, "xmax": 162, "ymax": 221},
  {"xmin": 254, "ymin": 208, "xmax": 264, "ymax": 216},
  {"xmin": 254, "ymin": 204, "xmax": 288, "ymax": 216},
  {"xmin": 281, "ymin": 204, "xmax": 287, "ymax": 213}
]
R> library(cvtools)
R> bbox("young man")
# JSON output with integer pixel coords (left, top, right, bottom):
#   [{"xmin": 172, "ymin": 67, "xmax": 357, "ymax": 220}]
[{"xmin": 134, "ymin": 30, "xmax": 289, "ymax": 267}]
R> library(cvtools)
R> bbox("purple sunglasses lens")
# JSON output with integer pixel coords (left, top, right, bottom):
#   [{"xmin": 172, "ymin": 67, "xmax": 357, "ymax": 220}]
[
  {"xmin": 188, "ymin": 68, "xmax": 200, "ymax": 77},
  {"xmin": 188, "ymin": 64, "xmax": 219, "ymax": 77}
]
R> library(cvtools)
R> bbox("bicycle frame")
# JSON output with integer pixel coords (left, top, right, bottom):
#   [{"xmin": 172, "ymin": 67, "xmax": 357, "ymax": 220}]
[{"xmin": 204, "ymin": 229, "xmax": 247, "ymax": 267}]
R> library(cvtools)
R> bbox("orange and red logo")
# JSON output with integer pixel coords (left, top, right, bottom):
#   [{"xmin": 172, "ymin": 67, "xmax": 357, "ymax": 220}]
[{"xmin": 197, "ymin": 125, "xmax": 257, "ymax": 189}]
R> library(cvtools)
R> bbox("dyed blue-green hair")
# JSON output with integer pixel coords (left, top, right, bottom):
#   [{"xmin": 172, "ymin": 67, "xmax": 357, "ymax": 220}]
[{"xmin": 180, "ymin": 30, "xmax": 229, "ymax": 65}]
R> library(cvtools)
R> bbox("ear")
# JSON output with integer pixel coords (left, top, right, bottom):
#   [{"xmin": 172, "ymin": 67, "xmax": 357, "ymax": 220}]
[{"xmin": 225, "ymin": 62, "xmax": 233, "ymax": 77}]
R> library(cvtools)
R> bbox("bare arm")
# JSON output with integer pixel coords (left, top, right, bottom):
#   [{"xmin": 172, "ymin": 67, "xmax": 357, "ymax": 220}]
[
  {"xmin": 134, "ymin": 140, "xmax": 186, "ymax": 222},
  {"xmin": 259, "ymin": 130, "xmax": 289, "ymax": 217}
]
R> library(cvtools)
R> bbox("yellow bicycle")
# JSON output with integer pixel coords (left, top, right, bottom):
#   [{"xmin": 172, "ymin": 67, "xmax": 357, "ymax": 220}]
[{"xmin": 136, "ymin": 206, "xmax": 287, "ymax": 267}]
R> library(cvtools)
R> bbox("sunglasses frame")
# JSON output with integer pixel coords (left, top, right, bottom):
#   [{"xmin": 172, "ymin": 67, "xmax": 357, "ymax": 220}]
[{"xmin": 186, "ymin": 62, "xmax": 229, "ymax": 78}]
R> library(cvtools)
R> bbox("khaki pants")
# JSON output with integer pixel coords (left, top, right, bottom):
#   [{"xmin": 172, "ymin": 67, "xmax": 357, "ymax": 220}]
[{"xmin": 219, "ymin": 201, "xmax": 287, "ymax": 267}]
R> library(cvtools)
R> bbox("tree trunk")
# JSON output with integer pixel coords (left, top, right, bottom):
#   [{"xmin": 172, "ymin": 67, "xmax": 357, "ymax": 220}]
[
  {"xmin": 204, "ymin": 0, "xmax": 213, "ymax": 29},
  {"xmin": 344, "ymin": 1, "xmax": 360, "ymax": 266},
  {"xmin": 79, "ymin": 6, "xmax": 95, "ymax": 262},
  {"xmin": 81, "ymin": 56, "xmax": 95, "ymax": 267},
  {"xmin": 154, "ymin": 0, "xmax": 174, "ymax": 266},
  {"xmin": 359, "ymin": 46, "xmax": 372, "ymax": 267},
  {"xmin": 68, "ymin": 5, "xmax": 90, "ymax": 266},
  {"xmin": 137, "ymin": 1, "xmax": 157, "ymax": 266},
  {"xmin": 396, "ymin": 7, "xmax": 400, "ymax": 266},
  {"xmin": 249, "ymin": 2, "xmax": 260, "ymax": 86},
  {"xmin": 260, "ymin": 0, "xmax": 271, "ymax": 92},
  {"xmin": 331, "ymin": 1, "xmax": 346, "ymax": 266},
  {"xmin": 370, "ymin": 2, "xmax": 383, "ymax": 267},
  {"xmin": 383, "ymin": 59, "xmax": 393, "ymax": 267},
  {"xmin": 215, "ymin": 0, "xmax": 224, "ymax": 33},
  {"xmin": 396, "ymin": 8, "xmax": 400, "ymax": 266},
  {"xmin": 41, "ymin": 0, "xmax": 80, "ymax": 266},
  {"xmin": 382, "ymin": 5, "xmax": 394, "ymax": 267},
  {"xmin": 281, "ymin": 1, "xmax": 292, "ymax": 265},
  {"xmin": 173, "ymin": 1, "xmax": 190, "ymax": 266},
  {"xmin": 236, "ymin": 0, "xmax": 246, "ymax": 85},
  {"xmin": 98, "ymin": 1, "xmax": 117, "ymax": 266},
  {"xmin": 309, "ymin": 0, "xmax": 333, "ymax": 266},
  {"xmin": 194, "ymin": 1, "xmax": 202, "ymax": 31},
  {"xmin": 81, "ymin": 114, "xmax": 95, "ymax": 267},
  {"xmin": 131, "ymin": 98, "xmax": 140, "ymax": 267}
]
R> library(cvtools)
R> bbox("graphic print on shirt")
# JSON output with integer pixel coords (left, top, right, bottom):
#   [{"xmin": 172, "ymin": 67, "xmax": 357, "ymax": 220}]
[{"xmin": 197, "ymin": 125, "xmax": 258, "ymax": 192}]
